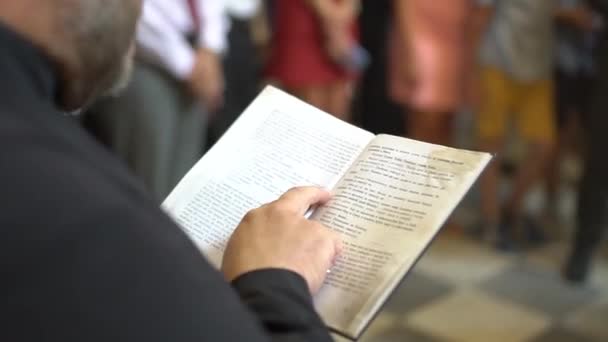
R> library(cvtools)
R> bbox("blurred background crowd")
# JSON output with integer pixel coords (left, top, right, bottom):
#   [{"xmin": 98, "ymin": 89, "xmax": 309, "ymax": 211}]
[{"xmin": 81, "ymin": 1, "xmax": 608, "ymax": 340}]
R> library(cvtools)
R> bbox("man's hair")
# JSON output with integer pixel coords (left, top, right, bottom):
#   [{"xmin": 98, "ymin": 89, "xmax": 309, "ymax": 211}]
[{"xmin": 57, "ymin": 0, "xmax": 140, "ymax": 109}]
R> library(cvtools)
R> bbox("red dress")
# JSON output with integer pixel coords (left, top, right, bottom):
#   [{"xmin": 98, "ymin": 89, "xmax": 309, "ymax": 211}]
[{"xmin": 265, "ymin": 0, "xmax": 356, "ymax": 88}]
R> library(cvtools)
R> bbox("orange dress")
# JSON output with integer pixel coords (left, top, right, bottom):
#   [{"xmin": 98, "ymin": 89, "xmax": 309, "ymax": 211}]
[
  {"xmin": 389, "ymin": 0, "xmax": 473, "ymax": 113},
  {"xmin": 265, "ymin": 0, "xmax": 357, "ymax": 88}
]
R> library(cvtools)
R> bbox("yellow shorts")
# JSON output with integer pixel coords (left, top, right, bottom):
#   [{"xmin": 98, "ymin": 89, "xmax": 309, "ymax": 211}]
[{"xmin": 477, "ymin": 67, "xmax": 556, "ymax": 144}]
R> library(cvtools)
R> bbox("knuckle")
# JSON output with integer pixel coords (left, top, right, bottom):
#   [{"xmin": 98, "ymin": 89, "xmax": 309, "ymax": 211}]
[
  {"xmin": 310, "ymin": 224, "xmax": 334, "ymax": 243},
  {"xmin": 241, "ymin": 208, "xmax": 258, "ymax": 223},
  {"xmin": 257, "ymin": 203, "xmax": 271, "ymax": 213},
  {"xmin": 267, "ymin": 202, "xmax": 284, "ymax": 215},
  {"xmin": 269, "ymin": 202, "xmax": 297, "ymax": 217},
  {"xmin": 279, "ymin": 188, "xmax": 297, "ymax": 200},
  {"xmin": 310, "ymin": 221, "xmax": 327, "ymax": 233},
  {"xmin": 287, "ymin": 186, "xmax": 305, "ymax": 194},
  {"xmin": 315, "ymin": 221, "xmax": 333, "ymax": 234},
  {"xmin": 282, "ymin": 186, "xmax": 312, "ymax": 200}
]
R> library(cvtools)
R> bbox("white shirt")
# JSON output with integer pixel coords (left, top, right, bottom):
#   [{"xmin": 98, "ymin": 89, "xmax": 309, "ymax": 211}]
[
  {"xmin": 137, "ymin": 0, "xmax": 228, "ymax": 80},
  {"xmin": 224, "ymin": 0, "xmax": 260, "ymax": 19}
]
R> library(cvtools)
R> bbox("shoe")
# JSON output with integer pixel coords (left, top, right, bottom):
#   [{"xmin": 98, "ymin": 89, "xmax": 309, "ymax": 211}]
[
  {"xmin": 495, "ymin": 233, "xmax": 518, "ymax": 252},
  {"xmin": 522, "ymin": 215, "xmax": 548, "ymax": 248},
  {"xmin": 467, "ymin": 219, "xmax": 500, "ymax": 244},
  {"xmin": 563, "ymin": 251, "xmax": 592, "ymax": 285},
  {"xmin": 495, "ymin": 213, "xmax": 519, "ymax": 252},
  {"xmin": 466, "ymin": 220, "xmax": 484, "ymax": 240}
]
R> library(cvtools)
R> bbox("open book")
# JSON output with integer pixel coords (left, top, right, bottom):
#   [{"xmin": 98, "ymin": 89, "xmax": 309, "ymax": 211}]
[{"xmin": 163, "ymin": 86, "xmax": 491, "ymax": 340}]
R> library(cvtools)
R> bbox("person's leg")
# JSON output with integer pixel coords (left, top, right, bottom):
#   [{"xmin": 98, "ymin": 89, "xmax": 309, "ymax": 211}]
[
  {"xmin": 326, "ymin": 80, "xmax": 353, "ymax": 122},
  {"xmin": 84, "ymin": 85, "xmax": 137, "ymax": 164},
  {"xmin": 209, "ymin": 16, "xmax": 260, "ymax": 145},
  {"xmin": 169, "ymin": 97, "xmax": 206, "ymax": 195},
  {"xmin": 564, "ymin": 76, "xmax": 608, "ymax": 283},
  {"xmin": 476, "ymin": 67, "xmax": 510, "ymax": 240},
  {"xmin": 545, "ymin": 118, "xmax": 578, "ymax": 213},
  {"xmin": 83, "ymin": 63, "xmax": 180, "ymax": 201},
  {"xmin": 358, "ymin": 0, "xmax": 404, "ymax": 135},
  {"xmin": 408, "ymin": 111, "xmax": 453, "ymax": 146},
  {"xmin": 479, "ymin": 139, "xmax": 504, "ymax": 224},
  {"xmin": 126, "ymin": 63, "xmax": 182, "ymax": 201},
  {"xmin": 506, "ymin": 78, "xmax": 556, "ymax": 221},
  {"xmin": 565, "ymin": 150, "xmax": 608, "ymax": 282},
  {"xmin": 545, "ymin": 71, "xmax": 570, "ymax": 213},
  {"xmin": 506, "ymin": 145, "xmax": 554, "ymax": 217},
  {"xmin": 290, "ymin": 85, "xmax": 331, "ymax": 113}
]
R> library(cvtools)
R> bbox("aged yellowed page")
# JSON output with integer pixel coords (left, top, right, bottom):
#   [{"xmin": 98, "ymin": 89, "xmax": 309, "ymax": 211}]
[{"xmin": 312, "ymin": 135, "xmax": 491, "ymax": 339}]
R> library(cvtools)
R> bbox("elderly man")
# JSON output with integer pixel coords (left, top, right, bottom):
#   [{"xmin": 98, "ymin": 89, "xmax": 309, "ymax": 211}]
[
  {"xmin": 0, "ymin": 1, "xmax": 340, "ymax": 341},
  {"xmin": 474, "ymin": 0, "xmax": 558, "ymax": 250}
]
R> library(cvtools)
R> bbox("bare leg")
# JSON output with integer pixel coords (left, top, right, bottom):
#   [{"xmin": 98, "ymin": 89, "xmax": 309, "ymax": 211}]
[
  {"xmin": 290, "ymin": 86, "xmax": 329, "ymax": 112},
  {"xmin": 326, "ymin": 80, "xmax": 353, "ymax": 121},
  {"xmin": 505, "ymin": 140, "xmax": 554, "ymax": 217},
  {"xmin": 546, "ymin": 114, "xmax": 571, "ymax": 204},
  {"xmin": 545, "ymin": 142, "xmax": 561, "ymax": 211},
  {"xmin": 408, "ymin": 110, "xmax": 453, "ymax": 146},
  {"xmin": 479, "ymin": 138, "xmax": 504, "ymax": 226}
]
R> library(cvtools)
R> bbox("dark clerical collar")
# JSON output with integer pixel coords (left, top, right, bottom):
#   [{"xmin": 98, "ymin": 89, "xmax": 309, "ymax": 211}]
[{"xmin": 0, "ymin": 21, "xmax": 58, "ymax": 107}]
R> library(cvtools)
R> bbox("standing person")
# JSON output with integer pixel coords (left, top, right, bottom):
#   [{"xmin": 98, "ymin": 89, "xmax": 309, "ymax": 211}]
[
  {"xmin": 208, "ymin": 0, "xmax": 263, "ymax": 145},
  {"xmin": 85, "ymin": 0, "xmax": 228, "ymax": 201},
  {"xmin": 265, "ymin": 0, "xmax": 360, "ymax": 121},
  {"xmin": 564, "ymin": 0, "xmax": 608, "ymax": 284},
  {"xmin": 0, "ymin": 0, "xmax": 341, "ymax": 340},
  {"xmin": 389, "ymin": 0, "xmax": 474, "ymax": 145},
  {"xmin": 547, "ymin": 0, "xmax": 597, "ymax": 216},
  {"xmin": 355, "ymin": 0, "xmax": 404, "ymax": 136},
  {"xmin": 474, "ymin": 0, "xmax": 559, "ymax": 251}
]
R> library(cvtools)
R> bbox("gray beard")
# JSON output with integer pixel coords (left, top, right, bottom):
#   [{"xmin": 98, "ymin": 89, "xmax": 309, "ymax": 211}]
[
  {"xmin": 105, "ymin": 53, "xmax": 134, "ymax": 98},
  {"xmin": 68, "ymin": 53, "xmax": 135, "ymax": 115}
]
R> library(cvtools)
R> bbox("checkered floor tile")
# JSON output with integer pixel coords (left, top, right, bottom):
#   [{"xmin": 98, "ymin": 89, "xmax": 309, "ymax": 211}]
[{"xmin": 354, "ymin": 234, "xmax": 608, "ymax": 342}]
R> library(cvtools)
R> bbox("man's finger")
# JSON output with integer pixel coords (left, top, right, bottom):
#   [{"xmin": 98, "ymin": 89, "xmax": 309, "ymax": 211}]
[
  {"xmin": 333, "ymin": 234, "xmax": 343, "ymax": 258},
  {"xmin": 278, "ymin": 186, "xmax": 332, "ymax": 215}
]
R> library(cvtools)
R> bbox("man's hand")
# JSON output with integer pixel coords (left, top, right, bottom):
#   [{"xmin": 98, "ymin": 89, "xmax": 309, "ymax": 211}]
[
  {"xmin": 188, "ymin": 48, "xmax": 224, "ymax": 113},
  {"xmin": 324, "ymin": 23, "xmax": 353, "ymax": 65},
  {"xmin": 222, "ymin": 187, "xmax": 342, "ymax": 294},
  {"xmin": 309, "ymin": 0, "xmax": 356, "ymax": 65}
]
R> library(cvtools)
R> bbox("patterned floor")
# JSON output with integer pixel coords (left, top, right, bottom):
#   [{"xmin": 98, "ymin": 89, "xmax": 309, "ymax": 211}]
[{"xmin": 334, "ymin": 234, "xmax": 608, "ymax": 342}]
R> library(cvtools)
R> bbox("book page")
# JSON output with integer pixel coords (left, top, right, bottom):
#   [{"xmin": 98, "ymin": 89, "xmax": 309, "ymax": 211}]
[
  {"xmin": 311, "ymin": 134, "xmax": 492, "ymax": 339},
  {"xmin": 163, "ymin": 86, "xmax": 374, "ymax": 267}
]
